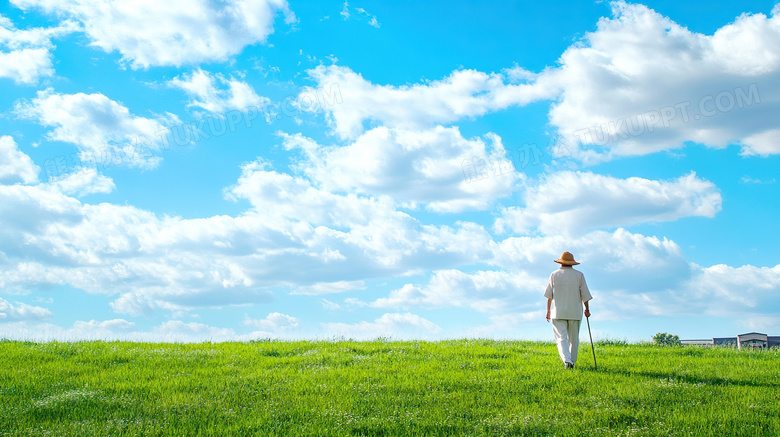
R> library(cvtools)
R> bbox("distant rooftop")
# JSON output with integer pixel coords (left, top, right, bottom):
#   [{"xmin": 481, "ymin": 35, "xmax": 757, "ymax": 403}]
[{"xmin": 681, "ymin": 332, "xmax": 779, "ymax": 349}]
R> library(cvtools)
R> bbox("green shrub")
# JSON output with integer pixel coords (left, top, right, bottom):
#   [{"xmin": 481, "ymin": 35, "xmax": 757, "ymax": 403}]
[{"xmin": 653, "ymin": 332, "xmax": 682, "ymax": 346}]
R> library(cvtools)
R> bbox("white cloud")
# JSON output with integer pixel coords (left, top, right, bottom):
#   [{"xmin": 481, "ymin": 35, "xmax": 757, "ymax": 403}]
[
  {"xmin": 224, "ymin": 159, "xmax": 494, "ymax": 270},
  {"xmin": 47, "ymin": 169, "xmax": 115, "ymax": 197},
  {"xmin": 322, "ymin": 312, "xmax": 443, "ymax": 340},
  {"xmin": 0, "ymin": 48, "xmax": 53, "ymax": 85},
  {"xmin": 740, "ymin": 175, "xmax": 776, "ymax": 185},
  {"xmin": 340, "ymin": 2, "xmax": 380, "ymax": 28},
  {"xmin": 682, "ymin": 263, "xmax": 780, "ymax": 315},
  {"xmin": 367, "ymin": 269, "xmax": 543, "ymax": 315},
  {"xmin": 453, "ymin": 311, "xmax": 559, "ymax": 341},
  {"xmin": 4, "ymin": 103, "xmax": 121, "ymax": 195},
  {"xmin": 740, "ymin": 128, "xmax": 780, "ymax": 157},
  {"xmin": 353, "ymin": 228, "xmax": 780, "ymax": 334},
  {"xmin": 243, "ymin": 312, "xmax": 299, "ymax": 331},
  {"xmin": 72, "ymin": 318, "xmax": 135, "ymax": 331},
  {"xmin": 168, "ymin": 69, "xmax": 271, "ymax": 114},
  {"xmin": 224, "ymin": 159, "xmax": 409, "ymax": 235},
  {"xmin": 492, "ymin": 228, "xmax": 691, "ymax": 296},
  {"xmin": 0, "ymin": 14, "xmax": 76, "ymax": 84},
  {"xmin": 490, "ymin": 229, "xmax": 778, "ymax": 325},
  {"xmin": 150, "ymin": 320, "xmax": 237, "ymax": 342},
  {"xmin": 0, "ymin": 297, "xmax": 52, "ymax": 321},
  {"xmin": 291, "ymin": 281, "xmax": 365, "ymax": 295},
  {"xmin": 304, "ymin": 3, "xmax": 780, "ymax": 163},
  {"xmin": 304, "ymin": 64, "xmax": 556, "ymax": 139},
  {"xmin": 0, "ymin": 155, "xmax": 495, "ymax": 316},
  {"xmin": 11, "ymin": 0, "xmax": 295, "ymax": 68},
  {"xmin": 0, "ymin": 184, "xmax": 83, "ymax": 269},
  {"xmin": 0, "ymin": 185, "xmax": 273, "ymax": 311},
  {"xmin": 543, "ymin": 1, "xmax": 780, "ymax": 160},
  {"xmin": 0, "ymin": 319, "xmax": 302, "ymax": 342},
  {"xmin": 495, "ymin": 171, "xmax": 721, "ymax": 235},
  {"xmin": 281, "ymin": 126, "xmax": 520, "ymax": 213},
  {"xmin": 356, "ymin": 228, "xmax": 692, "ymax": 327},
  {"xmin": 15, "ymin": 89, "xmax": 169, "ymax": 169},
  {"xmin": 0, "ymin": 136, "xmax": 39, "ymax": 184},
  {"xmin": 581, "ymin": 262, "xmax": 780, "ymax": 324},
  {"xmin": 66, "ymin": 319, "xmax": 136, "ymax": 339}
]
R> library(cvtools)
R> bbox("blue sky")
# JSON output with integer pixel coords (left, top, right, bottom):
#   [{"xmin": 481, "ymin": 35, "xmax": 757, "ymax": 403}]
[{"xmin": 1, "ymin": 0, "xmax": 779, "ymax": 342}]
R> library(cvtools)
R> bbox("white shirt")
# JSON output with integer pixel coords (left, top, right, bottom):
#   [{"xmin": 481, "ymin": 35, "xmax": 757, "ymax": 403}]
[{"xmin": 544, "ymin": 266, "xmax": 592, "ymax": 320}]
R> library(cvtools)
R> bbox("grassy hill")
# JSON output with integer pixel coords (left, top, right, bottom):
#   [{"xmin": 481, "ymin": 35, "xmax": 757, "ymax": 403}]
[{"xmin": 1, "ymin": 339, "xmax": 778, "ymax": 436}]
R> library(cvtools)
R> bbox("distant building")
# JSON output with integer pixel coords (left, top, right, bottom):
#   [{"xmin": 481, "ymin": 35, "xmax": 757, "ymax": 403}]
[
  {"xmin": 681, "ymin": 332, "xmax": 780, "ymax": 350},
  {"xmin": 680, "ymin": 339, "xmax": 711, "ymax": 347},
  {"xmin": 713, "ymin": 337, "xmax": 738, "ymax": 347}
]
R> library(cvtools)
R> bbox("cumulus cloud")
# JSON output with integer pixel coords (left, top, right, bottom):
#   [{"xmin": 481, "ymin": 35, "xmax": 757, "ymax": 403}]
[
  {"xmin": 0, "ymin": 136, "xmax": 39, "ymax": 184},
  {"xmin": 0, "ymin": 48, "xmax": 53, "ymax": 85},
  {"xmin": 0, "ymin": 156, "xmax": 494, "ymax": 316},
  {"xmin": 168, "ymin": 69, "xmax": 271, "ymax": 114},
  {"xmin": 243, "ymin": 312, "xmax": 299, "ymax": 331},
  {"xmin": 492, "ymin": 228, "xmax": 691, "ymax": 295},
  {"xmin": 582, "ymin": 262, "xmax": 780, "ymax": 325},
  {"xmin": 0, "ymin": 319, "xmax": 251, "ymax": 342},
  {"xmin": 682, "ymin": 263, "xmax": 780, "ymax": 315},
  {"xmin": 0, "ymin": 184, "xmax": 82, "ymax": 267},
  {"xmin": 11, "ymin": 0, "xmax": 295, "ymax": 68},
  {"xmin": 347, "ymin": 228, "xmax": 692, "ymax": 329},
  {"xmin": 365, "ymin": 269, "xmax": 543, "ymax": 315},
  {"xmin": 224, "ymin": 159, "xmax": 494, "ymax": 270},
  {"xmin": 47, "ymin": 169, "xmax": 115, "ymax": 197},
  {"xmin": 461, "ymin": 312, "xmax": 547, "ymax": 340},
  {"xmin": 2, "ymin": 158, "xmax": 717, "ymax": 327},
  {"xmin": 281, "ymin": 126, "xmax": 520, "ymax": 213},
  {"xmin": 0, "ymin": 318, "xmax": 307, "ymax": 342},
  {"xmin": 72, "ymin": 318, "xmax": 135, "ymax": 331},
  {"xmin": 494, "ymin": 171, "xmax": 722, "ymax": 235},
  {"xmin": 0, "ymin": 297, "xmax": 52, "ymax": 321},
  {"xmin": 0, "ymin": 184, "xmax": 274, "ymax": 312},
  {"xmin": 224, "ymin": 159, "xmax": 415, "ymax": 241},
  {"xmin": 486, "ymin": 230, "xmax": 777, "ymax": 327},
  {"xmin": 64, "ymin": 319, "xmax": 136, "ymax": 339},
  {"xmin": 291, "ymin": 281, "xmax": 366, "ymax": 295},
  {"xmin": 15, "ymin": 89, "xmax": 170, "ymax": 169},
  {"xmin": 0, "ymin": 14, "xmax": 76, "ymax": 84},
  {"xmin": 740, "ymin": 128, "xmax": 780, "ymax": 157},
  {"xmin": 150, "ymin": 320, "xmax": 237, "ymax": 342},
  {"xmin": 355, "ymin": 229, "xmax": 780, "ymax": 333},
  {"xmin": 543, "ymin": 1, "xmax": 780, "ymax": 161},
  {"xmin": 302, "ymin": 3, "xmax": 780, "ymax": 163},
  {"xmin": 322, "ymin": 312, "xmax": 443, "ymax": 340},
  {"xmin": 304, "ymin": 64, "xmax": 556, "ymax": 139}
]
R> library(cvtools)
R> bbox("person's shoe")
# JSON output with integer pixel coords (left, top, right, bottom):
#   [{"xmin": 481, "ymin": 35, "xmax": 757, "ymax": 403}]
[{"xmin": 565, "ymin": 362, "xmax": 573, "ymax": 369}]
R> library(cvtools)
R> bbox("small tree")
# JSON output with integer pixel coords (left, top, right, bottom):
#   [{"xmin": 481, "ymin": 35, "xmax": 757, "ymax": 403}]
[{"xmin": 653, "ymin": 332, "xmax": 681, "ymax": 346}]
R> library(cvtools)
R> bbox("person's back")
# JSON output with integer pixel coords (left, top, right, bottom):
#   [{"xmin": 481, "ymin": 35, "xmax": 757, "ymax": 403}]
[
  {"xmin": 544, "ymin": 252, "xmax": 592, "ymax": 369},
  {"xmin": 546, "ymin": 266, "xmax": 589, "ymax": 320}
]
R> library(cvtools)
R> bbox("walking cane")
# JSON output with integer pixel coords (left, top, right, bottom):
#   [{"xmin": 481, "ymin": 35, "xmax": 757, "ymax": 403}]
[{"xmin": 586, "ymin": 315, "xmax": 597, "ymax": 370}]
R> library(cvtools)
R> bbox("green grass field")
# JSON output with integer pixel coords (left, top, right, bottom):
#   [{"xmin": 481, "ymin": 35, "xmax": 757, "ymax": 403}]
[{"xmin": 1, "ymin": 339, "xmax": 778, "ymax": 436}]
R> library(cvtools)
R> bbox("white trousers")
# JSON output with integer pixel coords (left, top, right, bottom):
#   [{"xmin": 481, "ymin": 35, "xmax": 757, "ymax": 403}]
[{"xmin": 551, "ymin": 319, "xmax": 581, "ymax": 365}]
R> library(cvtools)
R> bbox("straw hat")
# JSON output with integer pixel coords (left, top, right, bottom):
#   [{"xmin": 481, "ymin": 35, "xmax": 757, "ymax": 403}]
[{"xmin": 554, "ymin": 251, "xmax": 580, "ymax": 265}]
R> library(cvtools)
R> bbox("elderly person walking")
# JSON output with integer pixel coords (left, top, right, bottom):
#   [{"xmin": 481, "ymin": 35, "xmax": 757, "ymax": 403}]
[{"xmin": 544, "ymin": 251, "xmax": 592, "ymax": 369}]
